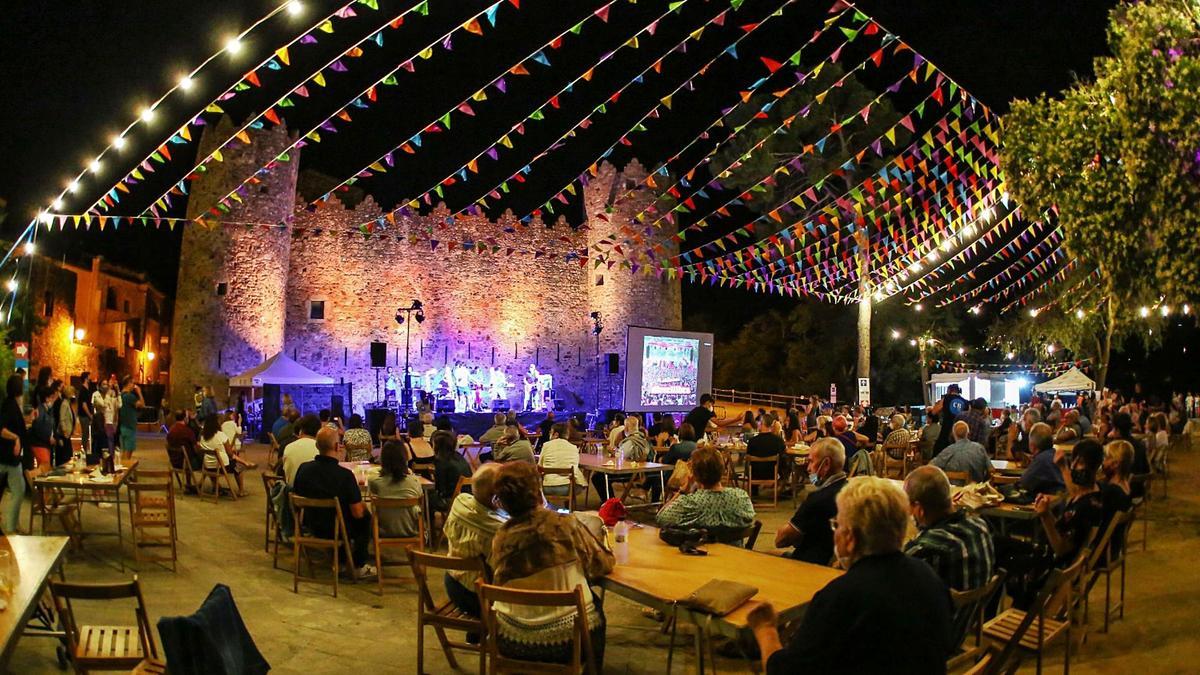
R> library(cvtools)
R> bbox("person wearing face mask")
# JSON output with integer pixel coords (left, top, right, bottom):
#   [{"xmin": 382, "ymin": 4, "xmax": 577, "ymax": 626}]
[
  {"xmin": 774, "ymin": 438, "xmax": 847, "ymax": 564},
  {"xmin": 903, "ymin": 466, "xmax": 994, "ymax": 592},
  {"xmin": 748, "ymin": 476, "xmax": 954, "ymax": 674},
  {"xmin": 1034, "ymin": 439, "xmax": 1105, "ymax": 565}
]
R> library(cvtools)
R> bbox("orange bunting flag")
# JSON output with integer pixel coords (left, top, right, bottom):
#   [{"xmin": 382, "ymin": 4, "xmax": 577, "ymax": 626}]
[
  {"xmin": 264, "ymin": 108, "xmax": 281, "ymax": 125},
  {"xmin": 511, "ymin": 63, "xmax": 529, "ymax": 75},
  {"xmin": 464, "ymin": 18, "xmax": 483, "ymax": 35}
]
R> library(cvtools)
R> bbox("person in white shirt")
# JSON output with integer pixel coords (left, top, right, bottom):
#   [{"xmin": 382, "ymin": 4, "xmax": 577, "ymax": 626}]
[
  {"xmin": 282, "ymin": 414, "xmax": 322, "ymax": 485},
  {"xmin": 91, "ymin": 381, "xmax": 121, "ymax": 458},
  {"xmin": 219, "ymin": 412, "xmax": 249, "ymax": 463},
  {"xmin": 538, "ymin": 423, "xmax": 585, "ymax": 497},
  {"xmin": 197, "ymin": 413, "xmax": 250, "ymax": 496}
]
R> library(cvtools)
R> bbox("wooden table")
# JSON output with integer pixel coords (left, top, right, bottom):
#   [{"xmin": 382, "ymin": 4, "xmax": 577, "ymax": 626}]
[
  {"xmin": 338, "ymin": 461, "xmax": 434, "ymax": 495},
  {"xmin": 600, "ymin": 525, "xmax": 840, "ymax": 671},
  {"xmin": 34, "ymin": 461, "xmax": 139, "ymax": 565},
  {"xmin": 576, "ymin": 454, "xmax": 670, "ymax": 503},
  {"xmin": 0, "ymin": 535, "xmax": 70, "ymax": 668},
  {"xmin": 785, "ymin": 444, "xmax": 811, "ymax": 457}
]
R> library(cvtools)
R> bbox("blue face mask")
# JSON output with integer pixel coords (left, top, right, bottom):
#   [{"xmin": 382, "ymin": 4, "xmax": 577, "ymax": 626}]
[{"xmin": 809, "ymin": 473, "xmax": 821, "ymax": 486}]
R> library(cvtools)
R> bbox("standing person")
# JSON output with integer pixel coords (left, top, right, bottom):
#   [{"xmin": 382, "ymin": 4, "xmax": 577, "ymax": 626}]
[
  {"xmin": 29, "ymin": 386, "xmax": 58, "ymax": 472},
  {"xmin": 932, "ymin": 384, "xmax": 968, "ymax": 455},
  {"xmin": 55, "ymin": 385, "xmax": 77, "ymax": 467},
  {"xmin": 683, "ymin": 394, "xmax": 718, "ymax": 439},
  {"xmin": 94, "ymin": 381, "xmax": 121, "ymax": 461},
  {"xmin": 117, "ymin": 376, "xmax": 144, "ymax": 462},
  {"xmin": 199, "ymin": 386, "xmax": 218, "ymax": 421},
  {"xmin": 0, "ymin": 375, "xmax": 29, "ymax": 533},
  {"xmin": 76, "ymin": 372, "xmax": 94, "ymax": 460}
]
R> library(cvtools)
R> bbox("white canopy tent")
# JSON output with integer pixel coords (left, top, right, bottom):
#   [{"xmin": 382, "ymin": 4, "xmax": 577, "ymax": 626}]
[
  {"xmin": 229, "ymin": 353, "xmax": 335, "ymax": 388},
  {"xmin": 1033, "ymin": 367, "xmax": 1095, "ymax": 394}
]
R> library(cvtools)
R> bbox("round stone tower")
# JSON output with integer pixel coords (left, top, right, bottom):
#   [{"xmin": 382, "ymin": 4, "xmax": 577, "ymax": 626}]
[
  {"xmin": 170, "ymin": 118, "xmax": 299, "ymax": 406},
  {"xmin": 583, "ymin": 159, "xmax": 682, "ymax": 408}
]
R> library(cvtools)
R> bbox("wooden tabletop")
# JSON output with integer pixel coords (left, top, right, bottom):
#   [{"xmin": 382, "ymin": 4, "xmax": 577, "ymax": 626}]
[
  {"xmin": 0, "ymin": 535, "xmax": 70, "ymax": 667},
  {"xmin": 339, "ymin": 461, "xmax": 433, "ymax": 490},
  {"xmin": 34, "ymin": 459, "xmax": 139, "ymax": 491},
  {"xmin": 602, "ymin": 525, "xmax": 840, "ymax": 630},
  {"xmin": 576, "ymin": 454, "xmax": 669, "ymax": 476},
  {"xmin": 786, "ymin": 445, "xmax": 811, "ymax": 456},
  {"xmin": 977, "ymin": 502, "xmax": 1039, "ymax": 520}
]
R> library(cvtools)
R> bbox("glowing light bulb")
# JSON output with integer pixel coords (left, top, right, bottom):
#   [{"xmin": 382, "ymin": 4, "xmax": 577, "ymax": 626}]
[
  {"xmin": 89, "ymin": 159, "xmax": 102, "ymax": 173},
  {"xmin": 1160, "ymin": 305, "xmax": 1170, "ymax": 317},
  {"xmin": 891, "ymin": 329, "xmax": 901, "ymax": 340},
  {"xmin": 66, "ymin": 180, "xmax": 79, "ymax": 194},
  {"xmin": 957, "ymin": 347, "xmax": 965, "ymax": 355},
  {"xmin": 909, "ymin": 339, "xmax": 917, "ymax": 347},
  {"xmin": 1139, "ymin": 306, "xmax": 1149, "ymax": 318},
  {"xmin": 74, "ymin": 328, "xmax": 86, "ymax": 341},
  {"xmin": 1075, "ymin": 309, "xmax": 1085, "ymax": 319},
  {"xmin": 5, "ymin": 279, "xmax": 17, "ymax": 293},
  {"xmin": 970, "ymin": 306, "xmax": 981, "ymax": 315},
  {"xmin": 50, "ymin": 199, "xmax": 63, "ymax": 211},
  {"xmin": 914, "ymin": 303, "xmax": 923, "ymax": 312},
  {"xmin": 224, "ymin": 36, "xmax": 243, "ymax": 55},
  {"xmin": 1047, "ymin": 344, "xmax": 1056, "ymax": 354},
  {"xmin": 178, "ymin": 75, "xmax": 194, "ymax": 91},
  {"xmin": 286, "ymin": 0, "xmax": 303, "ymax": 16},
  {"xmin": 140, "ymin": 107, "xmax": 155, "ymax": 123},
  {"xmin": 37, "ymin": 211, "xmax": 52, "ymax": 225},
  {"xmin": 941, "ymin": 238, "xmax": 955, "ymax": 252},
  {"xmin": 1029, "ymin": 308, "xmax": 1039, "ymax": 317},
  {"xmin": 1006, "ymin": 351, "xmax": 1015, "ymax": 360},
  {"xmin": 112, "ymin": 135, "xmax": 126, "ymax": 150},
  {"xmin": 1184, "ymin": 304, "xmax": 1191, "ymax": 315},
  {"xmin": 23, "ymin": 242, "xmax": 35, "ymax": 256}
]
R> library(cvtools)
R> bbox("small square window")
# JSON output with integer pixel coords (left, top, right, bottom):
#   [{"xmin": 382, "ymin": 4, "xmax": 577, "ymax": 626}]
[
  {"xmin": 595, "ymin": 275, "xmax": 605, "ymax": 286},
  {"xmin": 123, "ymin": 300, "xmax": 130, "ymax": 313},
  {"xmin": 308, "ymin": 300, "xmax": 325, "ymax": 321},
  {"xmin": 215, "ymin": 282, "xmax": 228, "ymax": 297}
]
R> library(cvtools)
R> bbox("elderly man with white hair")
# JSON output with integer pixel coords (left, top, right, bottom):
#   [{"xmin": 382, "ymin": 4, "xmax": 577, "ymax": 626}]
[
  {"xmin": 774, "ymin": 438, "xmax": 847, "ymax": 565},
  {"xmin": 931, "ymin": 420, "xmax": 991, "ymax": 483},
  {"xmin": 749, "ymin": 476, "xmax": 953, "ymax": 673},
  {"xmin": 903, "ymin": 465, "xmax": 995, "ymax": 592}
]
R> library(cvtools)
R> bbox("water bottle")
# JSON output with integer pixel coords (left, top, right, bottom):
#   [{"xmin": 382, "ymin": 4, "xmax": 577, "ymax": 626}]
[{"xmin": 613, "ymin": 520, "xmax": 629, "ymax": 564}]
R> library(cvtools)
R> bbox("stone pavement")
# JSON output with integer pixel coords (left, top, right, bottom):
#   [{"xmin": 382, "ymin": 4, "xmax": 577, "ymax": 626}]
[{"xmin": 6, "ymin": 436, "xmax": 1198, "ymax": 673}]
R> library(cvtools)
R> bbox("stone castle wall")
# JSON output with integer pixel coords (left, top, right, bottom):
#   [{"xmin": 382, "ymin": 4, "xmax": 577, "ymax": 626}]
[{"xmin": 172, "ymin": 121, "xmax": 680, "ymax": 413}]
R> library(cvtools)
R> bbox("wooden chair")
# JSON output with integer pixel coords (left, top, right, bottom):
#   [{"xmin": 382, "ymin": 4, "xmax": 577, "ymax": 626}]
[
  {"xmin": 409, "ymin": 550, "xmax": 487, "ymax": 674},
  {"xmin": 743, "ymin": 455, "xmax": 781, "ymax": 508},
  {"xmin": 289, "ymin": 494, "xmax": 357, "ymax": 597},
  {"xmin": 26, "ymin": 469, "xmax": 81, "ymax": 546},
  {"xmin": 539, "ymin": 466, "xmax": 578, "ymax": 512},
  {"xmin": 705, "ymin": 519, "xmax": 763, "ymax": 550},
  {"xmin": 127, "ymin": 472, "xmax": 178, "ymax": 572},
  {"xmin": 478, "ymin": 583, "xmax": 596, "ymax": 675},
  {"xmin": 947, "ymin": 573, "xmax": 1006, "ymax": 672},
  {"xmin": 1150, "ymin": 440, "xmax": 1170, "ymax": 499},
  {"xmin": 452, "ymin": 475, "xmax": 473, "ymax": 500},
  {"xmin": 372, "ymin": 496, "xmax": 426, "ymax": 595},
  {"xmin": 1084, "ymin": 511, "xmax": 1131, "ymax": 633},
  {"xmin": 49, "ymin": 577, "xmax": 160, "ymax": 675},
  {"xmin": 1129, "ymin": 473, "xmax": 1151, "ymax": 551},
  {"xmin": 262, "ymin": 472, "xmax": 286, "ymax": 567},
  {"xmin": 982, "ymin": 549, "xmax": 1089, "ymax": 675},
  {"xmin": 267, "ymin": 432, "xmax": 282, "ymax": 470},
  {"xmin": 880, "ymin": 439, "xmax": 910, "ymax": 478},
  {"xmin": 166, "ymin": 444, "xmax": 196, "ymax": 494},
  {"xmin": 944, "ymin": 470, "xmax": 971, "ymax": 486},
  {"xmin": 198, "ymin": 448, "xmax": 238, "ymax": 503}
]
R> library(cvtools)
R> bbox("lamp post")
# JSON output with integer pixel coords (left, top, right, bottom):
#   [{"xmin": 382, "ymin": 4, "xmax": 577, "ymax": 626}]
[{"xmin": 395, "ymin": 300, "xmax": 425, "ymax": 414}]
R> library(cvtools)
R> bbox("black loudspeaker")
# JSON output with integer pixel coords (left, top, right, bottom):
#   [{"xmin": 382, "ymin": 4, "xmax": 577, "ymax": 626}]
[
  {"xmin": 606, "ymin": 353, "xmax": 619, "ymax": 374},
  {"xmin": 492, "ymin": 399, "xmax": 511, "ymax": 412},
  {"xmin": 436, "ymin": 398, "xmax": 456, "ymax": 413},
  {"xmin": 553, "ymin": 399, "xmax": 565, "ymax": 412},
  {"xmin": 330, "ymin": 395, "xmax": 346, "ymax": 421},
  {"xmin": 370, "ymin": 341, "xmax": 387, "ymax": 368}
]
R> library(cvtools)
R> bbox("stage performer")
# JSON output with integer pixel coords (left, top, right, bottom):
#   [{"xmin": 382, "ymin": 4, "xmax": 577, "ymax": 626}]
[
  {"xmin": 537, "ymin": 372, "xmax": 554, "ymax": 412},
  {"xmin": 384, "ymin": 367, "xmax": 398, "ymax": 402},
  {"xmin": 423, "ymin": 368, "xmax": 439, "ymax": 399},
  {"xmin": 488, "ymin": 368, "xmax": 508, "ymax": 408},
  {"xmin": 523, "ymin": 365, "xmax": 541, "ymax": 412},
  {"xmin": 469, "ymin": 367, "xmax": 486, "ymax": 412}
]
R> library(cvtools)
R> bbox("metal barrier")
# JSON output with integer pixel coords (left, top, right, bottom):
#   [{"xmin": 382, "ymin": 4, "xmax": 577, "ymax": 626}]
[{"xmin": 712, "ymin": 388, "xmax": 805, "ymax": 410}]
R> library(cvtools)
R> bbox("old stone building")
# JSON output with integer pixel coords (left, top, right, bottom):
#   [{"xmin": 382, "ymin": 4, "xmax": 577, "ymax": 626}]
[{"xmin": 171, "ymin": 120, "xmax": 680, "ymax": 413}]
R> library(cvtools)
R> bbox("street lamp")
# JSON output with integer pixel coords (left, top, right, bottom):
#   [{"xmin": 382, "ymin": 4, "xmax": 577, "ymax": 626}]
[{"xmin": 394, "ymin": 300, "xmax": 425, "ymax": 412}]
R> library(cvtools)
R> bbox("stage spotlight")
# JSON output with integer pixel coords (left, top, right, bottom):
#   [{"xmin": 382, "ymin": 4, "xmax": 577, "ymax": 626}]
[
  {"xmin": 411, "ymin": 299, "xmax": 423, "ymax": 310},
  {"xmin": 415, "ymin": 309, "xmax": 425, "ymax": 323},
  {"xmin": 590, "ymin": 311, "xmax": 600, "ymax": 319},
  {"xmin": 394, "ymin": 311, "xmax": 405, "ymax": 325}
]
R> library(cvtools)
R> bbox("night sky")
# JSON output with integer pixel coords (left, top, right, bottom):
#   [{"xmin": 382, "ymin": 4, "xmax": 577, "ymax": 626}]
[{"xmin": 13, "ymin": 1, "xmax": 1186, "ymax": 393}]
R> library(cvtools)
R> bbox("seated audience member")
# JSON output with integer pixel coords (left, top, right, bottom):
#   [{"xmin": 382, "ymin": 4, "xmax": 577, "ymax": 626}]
[
  {"xmin": 656, "ymin": 447, "xmax": 754, "ymax": 531},
  {"xmin": 430, "ymin": 430, "xmax": 472, "ymax": 512},
  {"xmin": 830, "ymin": 415, "xmax": 859, "ymax": 459},
  {"xmin": 956, "ymin": 398, "xmax": 992, "ymax": 447},
  {"xmin": 565, "ymin": 417, "xmax": 587, "ymax": 445},
  {"xmin": 342, "ymin": 414, "xmax": 373, "ymax": 462},
  {"xmin": 775, "ymin": 438, "xmax": 847, "ymax": 565},
  {"xmin": 918, "ymin": 408, "xmax": 941, "ymax": 462},
  {"xmin": 536, "ymin": 411, "xmax": 556, "ymax": 448},
  {"xmin": 616, "ymin": 416, "xmax": 651, "ymax": 460},
  {"xmin": 1055, "ymin": 408, "xmax": 1083, "ymax": 443},
  {"xmin": 368, "ymin": 441, "xmax": 423, "ymax": 537},
  {"xmin": 493, "ymin": 425, "xmax": 535, "ymax": 464},
  {"xmin": 479, "ymin": 413, "xmax": 508, "ymax": 445},
  {"xmin": 662, "ymin": 423, "xmax": 698, "ymax": 465},
  {"xmin": 746, "ymin": 419, "xmax": 786, "ymax": 481},
  {"xmin": 748, "ymin": 476, "xmax": 953, "ymax": 674},
  {"xmin": 538, "ymin": 423, "xmax": 586, "ymax": 497},
  {"xmin": 378, "ymin": 412, "xmax": 401, "ymax": 443},
  {"xmin": 882, "ymin": 414, "xmax": 911, "ymax": 449},
  {"xmin": 443, "ymin": 464, "xmax": 504, "ymax": 619},
  {"xmin": 1018, "ymin": 422, "xmax": 1065, "ymax": 496},
  {"xmin": 408, "ymin": 418, "xmax": 434, "ymax": 459},
  {"xmin": 647, "ymin": 412, "xmax": 676, "ymax": 445},
  {"xmin": 293, "ymin": 428, "xmax": 376, "ymax": 578},
  {"xmin": 1008, "ymin": 408, "xmax": 1043, "ymax": 462},
  {"xmin": 197, "ymin": 413, "xmax": 250, "ymax": 496},
  {"xmin": 1099, "ymin": 439, "xmax": 1134, "ymax": 561},
  {"xmin": 1035, "ymin": 439, "xmax": 1106, "ymax": 565},
  {"xmin": 489, "ymin": 462, "xmax": 614, "ymax": 667},
  {"xmin": 1112, "ymin": 412, "xmax": 1150, "ymax": 488},
  {"xmin": 165, "ymin": 409, "xmax": 201, "ymax": 473},
  {"xmin": 931, "ymin": 421, "xmax": 991, "ymax": 483},
  {"xmin": 270, "ymin": 406, "xmax": 294, "ymax": 439},
  {"xmin": 903, "ymin": 466, "xmax": 994, "ymax": 591},
  {"xmin": 319, "ymin": 408, "xmax": 342, "ymax": 434},
  {"xmin": 281, "ymin": 414, "xmax": 322, "ymax": 485},
  {"xmin": 740, "ymin": 411, "xmax": 757, "ymax": 442}
]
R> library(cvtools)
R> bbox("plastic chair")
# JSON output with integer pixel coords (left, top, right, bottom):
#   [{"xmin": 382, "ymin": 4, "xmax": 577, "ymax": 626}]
[
  {"xmin": 409, "ymin": 550, "xmax": 487, "ymax": 674},
  {"xmin": 49, "ymin": 577, "xmax": 160, "ymax": 674},
  {"xmin": 478, "ymin": 583, "xmax": 596, "ymax": 675},
  {"xmin": 289, "ymin": 494, "xmax": 357, "ymax": 597},
  {"xmin": 371, "ymin": 496, "xmax": 425, "ymax": 595}
]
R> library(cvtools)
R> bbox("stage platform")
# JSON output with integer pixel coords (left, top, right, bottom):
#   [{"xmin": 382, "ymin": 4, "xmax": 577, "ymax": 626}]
[{"xmin": 365, "ymin": 407, "xmax": 587, "ymax": 441}]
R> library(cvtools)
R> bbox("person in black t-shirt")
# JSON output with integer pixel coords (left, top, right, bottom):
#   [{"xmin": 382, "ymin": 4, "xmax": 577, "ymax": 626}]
[
  {"xmin": 292, "ymin": 427, "xmax": 376, "ymax": 578},
  {"xmin": 683, "ymin": 394, "xmax": 717, "ymax": 439},
  {"xmin": 775, "ymin": 438, "xmax": 847, "ymax": 565},
  {"xmin": 0, "ymin": 374, "xmax": 29, "ymax": 533},
  {"xmin": 1035, "ymin": 439, "xmax": 1106, "ymax": 565},
  {"xmin": 536, "ymin": 411, "xmax": 555, "ymax": 449},
  {"xmin": 746, "ymin": 423, "xmax": 786, "ymax": 482}
]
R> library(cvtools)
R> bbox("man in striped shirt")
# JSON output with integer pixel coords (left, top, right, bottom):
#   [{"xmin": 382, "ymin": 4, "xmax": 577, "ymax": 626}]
[{"xmin": 902, "ymin": 465, "xmax": 994, "ymax": 591}]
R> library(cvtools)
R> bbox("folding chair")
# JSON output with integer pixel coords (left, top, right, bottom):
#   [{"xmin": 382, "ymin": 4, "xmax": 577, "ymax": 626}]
[
  {"xmin": 478, "ymin": 583, "xmax": 596, "ymax": 675},
  {"xmin": 947, "ymin": 573, "xmax": 1006, "ymax": 672},
  {"xmin": 409, "ymin": 550, "xmax": 487, "ymax": 675},
  {"xmin": 1129, "ymin": 473, "xmax": 1151, "ymax": 551},
  {"xmin": 262, "ymin": 472, "xmax": 285, "ymax": 565},
  {"xmin": 1084, "ymin": 511, "xmax": 1131, "ymax": 633},
  {"xmin": 199, "ymin": 449, "xmax": 238, "ymax": 503},
  {"xmin": 743, "ymin": 454, "xmax": 781, "ymax": 508},
  {"xmin": 880, "ymin": 440, "xmax": 910, "ymax": 478},
  {"xmin": 49, "ymin": 577, "xmax": 161, "ymax": 674},
  {"xmin": 983, "ymin": 550, "xmax": 1089, "ymax": 675},
  {"xmin": 166, "ymin": 444, "xmax": 196, "ymax": 495},
  {"xmin": 372, "ymin": 496, "xmax": 425, "ymax": 595},
  {"xmin": 127, "ymin": 471, "xmax": 178, "ymax": 572},
  {"xmin": 289, "ymin": 494, "xmax": 357, "ymax": 597},
  {"xmin": 539, "ymin": 466, "xmax": 578, "ymax": 512}
]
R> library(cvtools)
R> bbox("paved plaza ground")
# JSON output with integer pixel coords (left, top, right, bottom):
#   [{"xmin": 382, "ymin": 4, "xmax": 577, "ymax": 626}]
[{"xmin": 6, "ymin": 435, "xmax": 1199, "ymax": 674}]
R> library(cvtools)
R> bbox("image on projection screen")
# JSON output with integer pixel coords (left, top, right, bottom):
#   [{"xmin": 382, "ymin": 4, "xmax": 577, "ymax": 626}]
[{"xmin": 639, "ymin": 335, "xmax": 700, "ymax": 407}]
